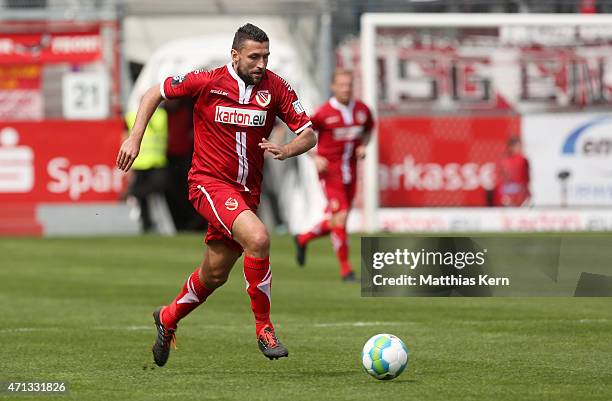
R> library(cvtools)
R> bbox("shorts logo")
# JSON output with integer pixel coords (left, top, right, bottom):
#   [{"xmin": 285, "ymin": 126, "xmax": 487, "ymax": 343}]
[
  {"xmin": 215, "ymin": 106, "xmax": 267, "ymax": 126},
  {"xmin": 255, "ymin": 90, "xmax": 271, "ymax": 107},
  {"xmin": 292, "ymin": 100, "xmax": 304, "ymax": 114},
  {"xmin": 171, "ymin": 74, "xmax": 186, "ymax": 85},
  {"xmin": 225, "ymin": 197, "xmax": 239, "ymax": 211}
]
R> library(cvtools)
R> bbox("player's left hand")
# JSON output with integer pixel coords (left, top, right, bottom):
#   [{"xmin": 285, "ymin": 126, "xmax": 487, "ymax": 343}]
[
  {"xmin": 116, "ymin": 136, "xmax": 141, "ymax": 172},
  {"xmin": 356, "ymin": 145, "xmax": 367, "ymax": 159},
  {"xmin": 259, "ymin": 138, "xmax": 289, "ymax": 160}
]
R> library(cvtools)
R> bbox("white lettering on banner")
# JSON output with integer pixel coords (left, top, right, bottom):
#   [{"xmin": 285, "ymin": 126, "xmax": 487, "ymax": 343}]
[
  {"xmin": 0, "ymin": 90, "xmax": 44, "ymax": 120},
  {"xmin": 214, "ymin": 106, "xmax": 266, "ymax": 126},
  {"xmin": 51, "ymin": 36, "xmax": 100, "ymax": 54},
  {"xmin": 378, "ymin": 155, "xmax": 495, "ymax": 191},
  {"xmin": 0, "ymin": 127, "xmax": 34, "ymax": 192},
  {"xmin": 47, "ymin": 157, "xmax": 123, "ymax": 200}
]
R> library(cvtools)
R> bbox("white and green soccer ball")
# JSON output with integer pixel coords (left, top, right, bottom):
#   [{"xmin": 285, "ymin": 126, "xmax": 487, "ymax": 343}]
[{"xmin": 361, "ymin": 333, "xmax": 409, "ymax": 380}]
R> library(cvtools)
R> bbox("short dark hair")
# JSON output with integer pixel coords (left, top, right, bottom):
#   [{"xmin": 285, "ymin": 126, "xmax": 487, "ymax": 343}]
[{"xmin": 232, "ymin": 23, "xmax": 269, "ymax": 50}]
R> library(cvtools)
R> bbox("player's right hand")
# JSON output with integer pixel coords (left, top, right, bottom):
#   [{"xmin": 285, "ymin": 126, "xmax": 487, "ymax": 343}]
[
  {"xmin": 116, "ymin": 136, "xmax": 140, "ymax": 172},
  {"xmin": 313, "ymin": 155, "xmax": 328, "ymax": 173}
]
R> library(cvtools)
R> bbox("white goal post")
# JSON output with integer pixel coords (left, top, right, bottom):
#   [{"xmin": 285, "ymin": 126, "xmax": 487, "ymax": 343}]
[{"xmin": 360, "ymin": 13, "xmax": 612, "ymax": 232}]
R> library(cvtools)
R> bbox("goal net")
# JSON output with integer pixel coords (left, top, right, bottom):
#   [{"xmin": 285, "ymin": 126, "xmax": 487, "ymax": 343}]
[{"xmin": 354, "ymin": 13, "xmax": 612, "ymax": 232}]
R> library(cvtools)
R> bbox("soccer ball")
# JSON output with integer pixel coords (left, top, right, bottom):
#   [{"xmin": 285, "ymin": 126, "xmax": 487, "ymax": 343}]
[{"xmin": 361, "ymin": 333, "xmax": 409, "ymax": 380}]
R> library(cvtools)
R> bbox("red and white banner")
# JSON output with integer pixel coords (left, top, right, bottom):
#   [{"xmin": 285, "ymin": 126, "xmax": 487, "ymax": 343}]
[
  {"xmin": 0, "ymin": 120, "xmax": 126, "ymax": 203},
  {"xmin": 338, "ymin": 26, "xmax": 612, "ymax": 113},
  {"xmin": 0, "ymin": 64, "xmax": 43, "ymax": 120},
  {"xmin": 0, "ymin": 30, "xmax": 102, "ymax": 64},
  {"xmin": 348, "ymin": 207, "xmax": 612, "ymax": 233},
  {"xmin": 378, "ymin": 115, "xmax": 519, "ymax": 207}
]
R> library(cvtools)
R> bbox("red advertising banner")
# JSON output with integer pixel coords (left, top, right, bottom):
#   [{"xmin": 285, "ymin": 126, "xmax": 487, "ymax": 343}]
[
  {"xmin": 378, "ymin": 115, "xmax": 520, "ymax": 206},
  {"xmin": 0, "ymin": 30, "xmax": 102, "ymax": 64},
  {"xmin": 0, "ymin": 120, "xmax": 126, "ymax": 203}
]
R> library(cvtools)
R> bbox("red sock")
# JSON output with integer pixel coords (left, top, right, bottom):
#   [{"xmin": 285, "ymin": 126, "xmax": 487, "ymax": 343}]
[
  {"xmin": 244, "ymin": 254, "xmax": 273, "ymax": 335},
  {"xmin": 298, "ymin": 219, "xmax": 331, "ymax": 246},
  {"xmin": 161, "ymin": 268, "xmax": 214, "ymax": 330},
  {"xmin": 331, "ymin": 226, "xmax": 353, "ymax": 277}
]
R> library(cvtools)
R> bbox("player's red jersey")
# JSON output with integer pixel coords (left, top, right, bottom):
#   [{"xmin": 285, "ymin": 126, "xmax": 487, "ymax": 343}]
[
  {"xmin": 161, "ymin": 63, "xmax": 312, "ymax": 198},
  {"xmin": 311, "ymin": 97, "xmax": 374, "ymax": 185},
  {"xmin": 494, "ymin": 153, "xmax": 530, "ymax": 206}
]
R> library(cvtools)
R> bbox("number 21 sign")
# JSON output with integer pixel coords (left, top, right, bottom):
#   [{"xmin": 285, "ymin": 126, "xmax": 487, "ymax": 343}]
[{"xmin": 62, "ymin": 72, "xmax": 109, "ymax": 119}]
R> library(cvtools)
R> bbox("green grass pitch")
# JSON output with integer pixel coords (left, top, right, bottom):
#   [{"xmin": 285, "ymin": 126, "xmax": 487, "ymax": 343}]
[{"xmin": 1, "ymin": 234, "xmax": 611, "ymax": 400}]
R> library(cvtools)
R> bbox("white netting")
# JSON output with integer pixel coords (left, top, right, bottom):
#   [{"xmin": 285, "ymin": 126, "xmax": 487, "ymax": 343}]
[{"xmin": 351, "ymin": 14, "xmax": 612, "ymax": 231}]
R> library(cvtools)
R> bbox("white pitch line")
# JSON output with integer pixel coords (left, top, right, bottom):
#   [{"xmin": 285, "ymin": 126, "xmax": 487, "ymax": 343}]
[
  {"xmin": 0, "ymin": 327, "xmax": 61, "ymax": 333},
  {"xmin": 0, "ymin": 322, "xmax": 409, "ymax": 333},
  {"xmin": 2, "ymin": 318, "xmax": 606, "ymax": 334},
  {"xmin": 578, "ymin": 318, "xmax": 609, "ymax": 323},
  {"xmin": 122, "ymin": 325, "xmax": 151, "ymax": 331}
]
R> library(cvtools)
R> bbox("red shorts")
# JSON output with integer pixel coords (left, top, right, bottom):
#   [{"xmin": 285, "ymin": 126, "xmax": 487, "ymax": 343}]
[
  {"xmin": 188, "ymin": 179, "xmax": 259, "ymax": 252},
  {"xmin": 320, "ymin": 175, "xmax": 357, "ymax": 213}
]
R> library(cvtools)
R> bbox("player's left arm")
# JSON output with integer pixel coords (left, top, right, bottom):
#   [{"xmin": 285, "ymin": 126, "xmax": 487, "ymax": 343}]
[
  {"xmin": 355, "ymin": 128, "xmax": 372, "ymax": 159},
  {"xmin": 259, "ymin": 127, "xmax": 316, "ymax": 160},
  {"xmin": 262, "ymin": 74, "xmax": 317, "ymax": 160},
  {"xmin": 356, "ymin": 104, "xmax": 375, "ymax": 159}
]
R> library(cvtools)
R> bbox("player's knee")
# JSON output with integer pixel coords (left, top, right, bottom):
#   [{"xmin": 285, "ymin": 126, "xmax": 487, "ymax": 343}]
[
  {"xmin": 333, "ymin": 211, "xmax": 348, "ymax": 227},
  {"xmin": 245, "ymin": 229, "xmax": 270, "ymax": 256},
  {"xmin": 204, "ymin": 269, "xmax": 229, "ymax": 289}
]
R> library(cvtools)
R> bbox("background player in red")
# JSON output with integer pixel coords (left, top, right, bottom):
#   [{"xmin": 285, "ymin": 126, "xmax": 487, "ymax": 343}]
[
  {"xmin": 493, "ymin": 136, "xmax": 531, "ymax": 207},
  {"xmin": 294, "ymin": 69, "xmax": 373, "ymax": 281},
  {"xmin": 116, "ymin": 24, "xmax": 316, "ymax": 366}
]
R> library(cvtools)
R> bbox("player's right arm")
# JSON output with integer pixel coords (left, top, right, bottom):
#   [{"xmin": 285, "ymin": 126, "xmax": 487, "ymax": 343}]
[
  {"xmin": 304, "ymin": 107, "xmax": 328, "ymax": 172},
  {"xmin": 117, "ymin": 69, "xmax": 211, "ymax": 172},
  {"xmin": 116, "ymin": 85, "xmax": 163, "ymax": 172}
]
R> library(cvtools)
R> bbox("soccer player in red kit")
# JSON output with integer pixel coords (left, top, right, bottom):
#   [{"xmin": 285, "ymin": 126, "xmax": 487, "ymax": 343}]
[
  {"xmin": 493, "ymin": 136, "xmax": 531, "ymax": 207},
  {"xmin": 116, "ymin": 24, "xmax": 316, "ymax": 366},
  {"xmin": 294, "ymin": 69, "xmax": 373, "ymax": 281}
]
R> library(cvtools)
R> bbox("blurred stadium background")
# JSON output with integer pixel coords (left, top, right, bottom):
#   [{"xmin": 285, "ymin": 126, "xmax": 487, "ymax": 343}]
[{"xmin": 2, "ymin": 0, "xmax": 612, "ymax": 236}]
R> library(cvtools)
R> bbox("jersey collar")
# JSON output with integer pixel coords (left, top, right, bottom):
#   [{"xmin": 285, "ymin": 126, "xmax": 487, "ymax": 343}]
[
  {"xmin": 226, "ymin": 62, "xmax": 254, "ymax": 105},
  {"xmin": 329, "ymin": 97, "xmax": 355, "ymax": 125}
]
